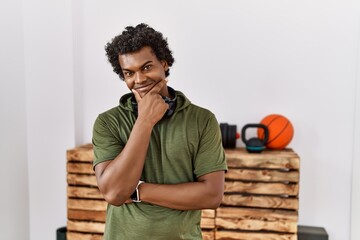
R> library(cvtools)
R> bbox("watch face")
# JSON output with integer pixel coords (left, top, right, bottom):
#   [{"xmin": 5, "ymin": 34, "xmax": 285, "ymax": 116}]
[{"xmin": 130, "ymin": 190, "xmax": 138, "ymax": 201}]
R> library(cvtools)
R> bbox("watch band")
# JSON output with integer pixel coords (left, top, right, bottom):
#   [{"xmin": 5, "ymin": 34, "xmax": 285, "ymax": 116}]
[{"xmin": 131, "ymin": 180, "xmax": 145, "ymax": 203}]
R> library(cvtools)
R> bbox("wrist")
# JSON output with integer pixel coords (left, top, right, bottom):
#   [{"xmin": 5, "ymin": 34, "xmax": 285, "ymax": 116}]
[
  {"xmin": 134, "ymin": 118, "xmax": 154, "ymax": 131},
  {"xmin": 131, "ymin": 180, "xmax": 145, "ymax": 203}
]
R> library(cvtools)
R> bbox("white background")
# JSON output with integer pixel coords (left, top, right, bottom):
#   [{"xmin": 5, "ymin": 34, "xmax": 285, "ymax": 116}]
[{"xmin": 1, "ymin": 0, "xmax": 359, "ymax": 239}]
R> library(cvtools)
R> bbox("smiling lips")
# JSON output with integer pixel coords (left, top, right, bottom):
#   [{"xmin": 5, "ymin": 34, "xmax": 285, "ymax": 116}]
[
  {"xmin": 135, "ymin": 84, "xmax": 153, "ymax": 94},
  {"xmin": 134, "ymin": 81, "xmax": 157, "ymax": 95}
]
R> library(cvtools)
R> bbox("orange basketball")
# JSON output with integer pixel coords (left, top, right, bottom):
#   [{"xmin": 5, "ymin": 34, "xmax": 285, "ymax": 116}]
[{"xmin": 257, "ymin": 114, "xmax": 294, "ymax": 149}]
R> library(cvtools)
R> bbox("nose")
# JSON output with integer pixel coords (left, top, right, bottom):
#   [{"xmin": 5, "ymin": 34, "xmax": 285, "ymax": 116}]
[{"xmin": 134, "ymin": 72, "xmax": 146, "ymax": 84}]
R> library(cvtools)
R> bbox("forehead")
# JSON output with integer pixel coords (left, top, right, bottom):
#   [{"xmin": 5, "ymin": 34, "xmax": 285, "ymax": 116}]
[{"xmin": 118, "ymin": 46, "xmax": 158, "ymax": 69}]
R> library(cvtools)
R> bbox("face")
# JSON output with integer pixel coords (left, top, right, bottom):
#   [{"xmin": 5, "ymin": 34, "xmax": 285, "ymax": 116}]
[{"xmin": 119, "ymin": 46, "xmax": 169, "ymax": 98}]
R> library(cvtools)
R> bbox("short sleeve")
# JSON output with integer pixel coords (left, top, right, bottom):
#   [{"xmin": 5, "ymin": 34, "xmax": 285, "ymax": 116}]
[
  {"xmin": 193, "ymin": 114, "xmax": 228, "ymax": 178},
  {"xmin": 92, "ymin": 114, "xmax": 124, "ymax": 169}
]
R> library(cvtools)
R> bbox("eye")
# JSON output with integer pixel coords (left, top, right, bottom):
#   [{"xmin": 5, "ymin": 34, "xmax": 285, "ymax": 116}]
[
  {"xmin": 142, "ymin": 64, "xmax": 152, "ymax": 71},
  {"xmin": 124, "ymin": 71, "xmax": 134, "ymax": 77}
]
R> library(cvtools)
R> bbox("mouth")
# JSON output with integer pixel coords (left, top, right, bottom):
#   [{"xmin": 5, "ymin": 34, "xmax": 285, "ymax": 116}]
[{"xmin": 134, "ymin": 81, "xmax": 156, "ymax": 95}]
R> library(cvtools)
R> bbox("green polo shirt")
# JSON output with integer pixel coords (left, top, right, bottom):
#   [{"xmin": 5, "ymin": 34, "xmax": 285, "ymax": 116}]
[{"xmin": 92, "ymin": 90, "xmax": 227, "ymax": 240}]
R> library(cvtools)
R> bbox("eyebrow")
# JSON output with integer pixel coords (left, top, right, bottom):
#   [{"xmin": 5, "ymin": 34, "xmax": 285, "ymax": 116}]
[{"xmin": 122, "ymin": 61, "xmax": 153, "ymax": 72}]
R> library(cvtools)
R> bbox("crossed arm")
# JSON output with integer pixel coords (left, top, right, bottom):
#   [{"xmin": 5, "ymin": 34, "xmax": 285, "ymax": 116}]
[
  {"xmin": 95, "ymin": 158, "xmax": 225, "ymax": 210},
  {"xmin": 94, "ymin": 80, "xmax": 225, "ymax": 210},
  {"xmin": 94, "ymin": 115, "xmax": 225, "ymax": 210}
]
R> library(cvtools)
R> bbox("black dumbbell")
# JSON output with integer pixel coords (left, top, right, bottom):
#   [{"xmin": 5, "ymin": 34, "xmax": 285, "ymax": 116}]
[{"xmin": 220, "ymin": 123, "xmax": 239, "ymax": 149}]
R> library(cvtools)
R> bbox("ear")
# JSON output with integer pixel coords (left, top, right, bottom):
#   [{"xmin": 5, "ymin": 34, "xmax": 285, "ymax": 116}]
[{"xmin": 161, "ymin": 60, "xmax": 169, "ymax": 71}]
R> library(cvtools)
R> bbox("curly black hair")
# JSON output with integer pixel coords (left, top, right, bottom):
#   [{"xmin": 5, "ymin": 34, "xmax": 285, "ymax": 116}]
[{"xmin": 105, "ymin": 23, "xmax": 175, "ymax": 80}]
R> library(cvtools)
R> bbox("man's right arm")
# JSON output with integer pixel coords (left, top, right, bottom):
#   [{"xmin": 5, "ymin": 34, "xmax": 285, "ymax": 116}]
[
  {"xmin": 94, "ymin": 80, "xmax": 169, "ymax": 206},
  {"xmin": 94, "ymin": 119, "xmax": 153, "ymax": 206}
]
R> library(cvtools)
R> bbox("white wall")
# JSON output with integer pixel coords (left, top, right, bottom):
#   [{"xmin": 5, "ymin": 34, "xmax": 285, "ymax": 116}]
[
  {"xmin": 23, "ymin": 0, "xmax": 75, "ymax": 239},
  {"xmin": 1, "ymin": 0, "xmax": 359, "ymax": 239},
  {"xmin": 0, "ymin": 0, "xmax": 29, "ymax": 239},
  {"xmin": 74, "ymin": 1, "xmax": 360, "ymax": 240},
  {"xmin": 351, "ymin": 21, "xmax": 360, "ymax": 239}
]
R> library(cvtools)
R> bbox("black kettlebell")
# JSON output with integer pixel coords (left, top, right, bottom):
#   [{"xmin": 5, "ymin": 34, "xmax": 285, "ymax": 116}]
[{"xmin": 241, "ymin": 124, "xmax": 269, "ymax": 153}]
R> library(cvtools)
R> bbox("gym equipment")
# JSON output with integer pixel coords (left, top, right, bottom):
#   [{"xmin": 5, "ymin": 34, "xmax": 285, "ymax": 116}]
[
  {"xmin": 56, "ymin": 226, "xmax": 66, "ymax": 240},
  {"xmin": 258, "ymin": 114, "xmax": 294, "ymax": 149},
  {"xmin": 220, "ymin": 123, "xmax": 239, "ymax": 148},
  {"xmin": 241, "ymin": 123, "xmax": 269, "ymax": 153},
  {"xmin": 298, "ymin": 225, "xmax": 328, "ymax": 240}
]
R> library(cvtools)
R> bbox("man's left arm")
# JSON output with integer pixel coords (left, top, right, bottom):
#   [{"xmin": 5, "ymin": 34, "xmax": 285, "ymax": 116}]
[
  {"xmin": 136, "ymin": 113, "xmax": 227, "ymax": 210},
  {"xmin": 137, "ymin": 170, "xmax": 225, "ymax": 210}
]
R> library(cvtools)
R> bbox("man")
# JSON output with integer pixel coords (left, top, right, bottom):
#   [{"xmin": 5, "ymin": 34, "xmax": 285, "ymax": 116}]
[{"xmin": 92, "ymin": 23, "xmax": 227, "ymax": 240}]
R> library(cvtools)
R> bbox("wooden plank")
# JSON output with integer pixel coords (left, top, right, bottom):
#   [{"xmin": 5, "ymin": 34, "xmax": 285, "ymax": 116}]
[
  {"xmin": 67, "ymin": 214, "xmax": 215, "ymax": 236},
  {"xmin": 67, "ymin": 232, "xmax": 103, "ymax": 240},
  {"xmin": 202, "ymin": 209, "xmax": 216, "ymax": 218},
  {"xmin": 216, "ymin": 217, "xmax": 297, "ymax": 233},
  {"xmin": 67, "ymin": 220, "xmax": 215, "ymax": 237},
  {"xmin": 216, "ymin": 207, "xmax": 298, "ymax": 222},
  {"xmin": 66, "ymin": 145, "xmax": 300, "ymax": 168},
  {"xmin": 68, "ymin": 209, "xmax": 106, "ymax": 222},
  {"xmin": 226, "ymin": 148, "xmax": 298, "ymax": 157},
  {"xmin": 225, "ymin": 149, "xmax": 299, "ymax": 170},
  {"xmin": 67, "ymin": 220, "xmax": 105, "ymax": 234},
  {"xmin": 67, "ymin": 144, "xmax": 94, "ymax": 162},
  {"xmin": 67, "ymin": 186, "xmax": 103, "ymax": 199},
  {"xmin": 222, "ymin": 194, "xmax": 298, "ymax": 210},
  {"xmin": 226, "ymin": 169, "xmax": 299, "ymax": 182},
  {"xmin": 67, "ymin": 174, "xmax": 98, "ymax": 187},
  {"xmin": 67, "ymin": 162, "xmax": 94, "ymax": 174},
  {"xmin": 224, "ymin": 181, "xmax": 299, "ymax": 196},
  {"xmin": 215, "ymin": 230, "xmax": 297, "ymax": 240},
  {"xmin": 67, "ymin": 199, "xmax": 107, "ymax": 211},
  {"xmin": 202, "ymin": 230, "xmax": 214, "ymax": 240},
  {"xmin": 201, "ymin": 217, "xmax": 215, "ymax": 229}
]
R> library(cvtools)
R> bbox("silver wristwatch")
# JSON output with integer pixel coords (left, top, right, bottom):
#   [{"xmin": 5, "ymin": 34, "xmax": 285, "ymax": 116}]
[{"xmin": 130, "ymin": 180, "xmax": 145, "ymax": 203}]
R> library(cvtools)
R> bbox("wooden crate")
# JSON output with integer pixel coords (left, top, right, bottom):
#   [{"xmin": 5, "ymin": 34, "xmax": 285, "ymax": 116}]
[
  {"xmin": 66, "ymin": 145, "xmax": 299, "ymax": 240},
  {"xmin": 217, "ymin": 148, "xmax": 300, "ymax": 240},
  {"xmin": 66, "ymin": 144, "xmax": 104, "ymax": 239},
  {"xmin": 66, "ymin": 144, "xmax": 215, "ymax": 240}
]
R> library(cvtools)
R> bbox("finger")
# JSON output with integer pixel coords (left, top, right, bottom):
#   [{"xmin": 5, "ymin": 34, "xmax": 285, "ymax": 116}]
[
  {"xmin": 148, "ymin": 79, "xmax": 167, "ymax": 95},
  {"xmin": 132, "ymin": 89, "xmax": 142, "ymax": 102}
]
